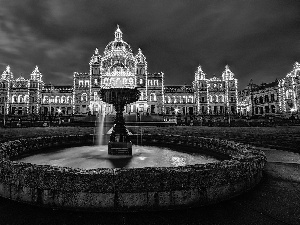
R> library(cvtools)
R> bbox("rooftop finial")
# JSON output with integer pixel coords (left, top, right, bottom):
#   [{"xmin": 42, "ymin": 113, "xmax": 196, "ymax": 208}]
[
  {"xmin": 33, "ymin": 65, "xmax": 39, "ymax": 73},
  {"xmin": 95, "ymin": 48, "xmax": 99, "ymax": 55},
  {"xmin": 115, "ymin": 24, "xmax": 123, "ymax": 41},
  {"xmin": 197, "ymin": 65, "xmax": 202, "ymax": 71},
  {"xmin": 6, "ymin": 65, "xmax": 10, "ymax": 73}
]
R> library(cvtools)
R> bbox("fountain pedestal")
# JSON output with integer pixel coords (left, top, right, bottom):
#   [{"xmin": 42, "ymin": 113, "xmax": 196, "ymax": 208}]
[{"xmin": 100, "ymin": 88, "xmax": 140, "ymax": 155}]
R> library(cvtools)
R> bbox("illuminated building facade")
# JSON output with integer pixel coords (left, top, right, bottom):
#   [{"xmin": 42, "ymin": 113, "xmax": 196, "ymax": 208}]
[
  {"xmin": 238, "ymin": 62, "xmax": 300, "ymax": 117},
  {"xmin": 193, "ymin": 65, "xmax": 239, "ymax": 115},
  {"xmin": 73, "ymin": 25, "xmax": 164, "ymax": 115},
  {"xmin": 0, "ymin": 26, "xmax": 298, "ymax": 118}
]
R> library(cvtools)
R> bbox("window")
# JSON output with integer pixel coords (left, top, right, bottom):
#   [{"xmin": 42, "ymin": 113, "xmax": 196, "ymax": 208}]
[
  {"xmin": 67, "ymin": 96, "xmax": 72, "ymax": 104},
  {"xmin": 79, "ymin": 80, "xmax": 83, "ymax": 87},
  {"xmin": 220, "ymin": 95, "xmax": 224, "ymax": 102},
  {"xmin": 265, "ymin": 95, "xmax": 269, "ymax": 103},
  {"xmin": 85, "ymin": 80, "xmax": 89, "ymax": 87},
  {"xmin": 24, "ymin": 95, "xmax": 29, "ymax": 103},
  {"xmin": 259, "ymin": 96, "xmax": 264, "ymax": 104},
  {"xmin": 231, "ymin": 97, "xmax": 234, "ymax": 102},
  {"xmin": 286, "ymin": 89, "xmax": 294, "ymax": 99},
  {"xmin": 271, "ymin": 105, "xmax": 276, "ymax": 113},
  {"xmin": 150, "ymin": 93, "xmax": 157, "ymax": 102},
  {"xmin": 129, "ymin": 78, "xmax": 134, "ymax": 85},
  {"xmin": 18, "ymin": 95, "xmax": 24, "ymax": 103},
  {"xmin": 215, "ymin": 95, "xmax": 218, "ymax": 102},
  {"xmin": 12, "ymin": 95, "xmax": 17, "ymax": 103},
  {"xmin": 55, "ymin": 96, "xmax": 60, "ymax": 104},
  {"xmin": 81, "ymin": 93, "xmax": 87, "ymax": 102},
  {"xmin": 271, "ymin": 94, "xmax": 275, "ymax": 102},
  {"xmin": 139, "ymin": 79, "xmax": 143, "ymax": 84},
  {"xmin": 231, "ymin": 106, "xmax": 235, "ymax": 114},
  {"xmin": 43, "ymin": 96, "xmax": 49, "ymax": 103},
  {"xmin": 139, "ymin": 91, "xmax": 144, "ymax": 100},
  {"xmin": 201, "ymin": 97, "xmax": 205, "ymax": 102}
]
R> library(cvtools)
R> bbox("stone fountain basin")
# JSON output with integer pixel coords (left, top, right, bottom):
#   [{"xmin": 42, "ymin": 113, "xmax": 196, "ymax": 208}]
[{"xmin": 0, "ymin": 134, "xmax": 266, "ymax": 211}]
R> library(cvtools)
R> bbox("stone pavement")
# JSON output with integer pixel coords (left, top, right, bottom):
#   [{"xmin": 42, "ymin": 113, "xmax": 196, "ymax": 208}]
[{"xmin": 0, "ymin": 148, "xmax": 299, "ymax": 225}]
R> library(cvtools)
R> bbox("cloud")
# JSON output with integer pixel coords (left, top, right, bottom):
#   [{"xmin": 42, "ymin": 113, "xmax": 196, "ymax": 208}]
[{"xmin": 0, "ymin": 0, "xmax": 299, "ymax": 88}]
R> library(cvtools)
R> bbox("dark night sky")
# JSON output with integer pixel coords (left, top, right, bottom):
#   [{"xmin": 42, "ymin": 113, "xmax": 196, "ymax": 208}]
[{"xmin": 0, "ymin": 0, "xmax": 299, "ymax": 89}]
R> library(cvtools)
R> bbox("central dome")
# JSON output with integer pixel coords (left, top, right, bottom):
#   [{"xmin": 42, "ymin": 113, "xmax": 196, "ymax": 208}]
[
  {"xmin": 104, "ymin": 40, "xmax": 132, "ymax": 53},
  {"xmin": 104, "ymin": 25, "xmax": 132, "ymax": 55}
]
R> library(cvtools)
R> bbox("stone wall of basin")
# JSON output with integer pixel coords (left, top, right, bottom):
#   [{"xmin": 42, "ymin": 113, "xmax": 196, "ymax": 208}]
[{"xmin": 0, "ymin": 134, "xmax": 266, "ymax": 211}]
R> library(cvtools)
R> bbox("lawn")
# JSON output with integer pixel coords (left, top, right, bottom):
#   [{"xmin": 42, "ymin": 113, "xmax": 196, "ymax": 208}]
[
  {"xmin": 130, "ymin": 126, "xmax": 300, "ymax": 153},
  {"xmin": 0, "ymin": 126, "xmax": 299, "ymax": 153}
]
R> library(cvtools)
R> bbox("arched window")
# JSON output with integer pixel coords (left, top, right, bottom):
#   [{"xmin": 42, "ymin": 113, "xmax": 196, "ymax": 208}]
[
  {"xmin": 43, "ymin": 96, "xmax": 49, "ymax": 104},
  {"xmin": 128, "ymin": 78, "xmax": 134, "ymax": 85},
  {"xmin": 50, "ymin": 96, "xmax": 55, "ymax": 103},
  {"xmin": 81, "ymin": 93, "xmax": 87, "ymax": 102},
  {"xmin": 139, "ymin": 91, "xmax": 144, "ymax": 100},
  {"xmin": 215, "ymin": 95, "xmax": 219, "ymax": 102},
  {"xmin": 61, "ymin": 96, "xmax": 66, "ymax": 104},
  {"xmin": 167, "ymin": 96, "xmax": 171, "ymax": 104},
  {"xmin": 286, "ymin": 89, "xmax": 294, "ymax": 99},
  {"xmin": 12, "ymin": 95, "xmax": 17, "ymax": 103},
  {"xmin": 190, "ymin": 96, "xmax": 194, "ymax": 103},
  {"xmin": 55, "ymin": 96, "xmax": 60, "ymax": 104},
  {"xmin": 18, "ymin": 95, "xmax": 23, "ymax": 103},
  {"xmin": 150, "ymin": 93, "xmax": 157, "ymax": 102},
  {"xmin": 67, "ymin": 96, "xmax": 72, "ymax": 104},
  {"xmin": 24, "ymin": 95, "xmax": 29, "ymax": 103}
]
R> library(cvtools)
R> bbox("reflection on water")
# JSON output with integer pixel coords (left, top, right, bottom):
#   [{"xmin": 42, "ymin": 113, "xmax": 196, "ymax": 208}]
[{"xmin": 16, "ymin": 145, "xmax": 219, "ymax": 169}]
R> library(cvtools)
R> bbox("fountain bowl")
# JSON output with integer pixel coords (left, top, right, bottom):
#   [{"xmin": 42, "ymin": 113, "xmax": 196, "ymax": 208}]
[{"xmin": 0, "ymin": 134, "xmax": 266, "ymax": 211}]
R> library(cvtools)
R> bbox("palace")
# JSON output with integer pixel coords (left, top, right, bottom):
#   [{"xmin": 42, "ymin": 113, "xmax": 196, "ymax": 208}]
[{"xmin": 0, "ymin": 26, "xmax": 299, "ymax": 118}]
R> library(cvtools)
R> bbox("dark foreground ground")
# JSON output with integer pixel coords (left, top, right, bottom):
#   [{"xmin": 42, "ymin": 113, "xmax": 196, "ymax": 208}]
[{"xmin": 0, "ymin": 126, "xmax": 299, "ymax": 225}]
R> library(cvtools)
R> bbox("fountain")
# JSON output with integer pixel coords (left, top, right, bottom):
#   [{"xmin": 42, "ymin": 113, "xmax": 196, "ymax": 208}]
[
  {"xmin": 0, "ymin": 25, "xmax": 266, "ymax": 211},
  {"xmin": 99, "ymin": 87, "xmax": 140, "ymax": 155}
]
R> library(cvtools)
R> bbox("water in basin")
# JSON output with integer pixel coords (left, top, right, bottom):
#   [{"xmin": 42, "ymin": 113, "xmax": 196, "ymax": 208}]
[{"xmin": 16, "ymin": 145, "xmax": 219, "ymax": 169}]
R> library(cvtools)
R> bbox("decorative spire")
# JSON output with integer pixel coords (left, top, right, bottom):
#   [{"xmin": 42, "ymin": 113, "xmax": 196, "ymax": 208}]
[
  {"xmin": 30, "ymin": 65, "xmax": 42, "ymax": 81},
  {"xmin": 1, "ymin": 65, "xmax": 13, "ymax": 80},
  {"xmin": 32, "ymin": 65, "xmax": 39, "ymax": 74},
  {"xmin": 222, "ymin": 64, "xmax": 234, "ymax": 80},
  {"xmin": 94, "ymin": 48, "xmax": 99, "ymax": 55},
  {"xmin": 6, "ymin": 65, "xmax": 10, "ymax": 73},
  {"xmin": 114, "ymin": 24, "xmax": 123, "ymax": 41},
  {"xmin": 136, "ymin": 48, "xmax": 146, "ymax": 64},
  {"xmin": 195, "ymin": 65, "xmax": 206, "ymax": 80}
]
